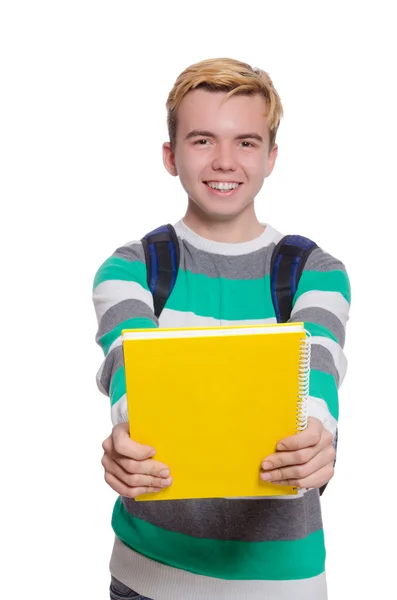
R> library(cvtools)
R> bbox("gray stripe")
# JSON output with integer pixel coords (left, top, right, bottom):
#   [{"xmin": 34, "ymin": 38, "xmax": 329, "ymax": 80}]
[
  {"xmin": 113, "ymin": 238, "xmax": 345, "ymax": 283},
  {"xmin": 96, "ymin": 298, "xmax": 157, "ymax": 342},
  {"xmin": 310, "ymin": 343, "xmax": 339, "ymax": 386},
  {"xmin": 113, "ymin": 242, "xmax": 146, "ymax": 263},
  {"xmin": 291, "ymin": 306, "xmax": 345, "ymax": 347},
  {"xmin": 122, "ymin": 489, "xmax": 322, "ymax": 542},
  {"xmin": 179, "ymin": 240, "xmax": 276, "ymax": 280},
  {"xmin": 113, "ymin": 239, "xmax": 345, "ymax": 280},
  {"xmin": 305, "ymin": 247, "xmax": 346, "ymax": 273},
  {"xmin": 100, "ymin": 345, "xmax": 124, "ymax": 394}
]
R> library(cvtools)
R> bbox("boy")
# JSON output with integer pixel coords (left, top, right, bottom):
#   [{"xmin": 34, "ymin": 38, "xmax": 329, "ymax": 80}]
[{"xmin": 93, "ymin": 57, "xmax": 350, "ymax": 600}]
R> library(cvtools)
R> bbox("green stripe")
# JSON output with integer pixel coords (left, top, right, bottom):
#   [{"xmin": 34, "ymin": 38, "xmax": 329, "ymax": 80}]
[
  {"xmin": 304, "ymin": 322, "xmax": 338, "ymax": 343},
  {"xmin": 99, "ymin": 317, "xmax": 156, "ymax": 355},
  {"xmin": 110, "ymin": 366, "xmax": 126, "ymax": 406},
  {"xmin": 310, "ymin": 369, "xmax": 338, "ymax": 419},
  {"xmin": 112, "ymin": 500, "xmax": 325, "ymax": 580},
  {"xmin": 294, "ymin": 270, "xmax": 351, "ymax": 304},
  {"xmin": 168, "ymin": 271, "xmax": 275, "ymax": 321},
  {"xmin": 93, "ymin": 257, "xmax": 148, "ymax": 291}
]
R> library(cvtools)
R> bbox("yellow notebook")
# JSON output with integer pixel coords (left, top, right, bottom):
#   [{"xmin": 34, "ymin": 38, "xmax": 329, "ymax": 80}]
[{"xmin": 122, "ymin": 323, "xmax": 310, "ymax": 501}]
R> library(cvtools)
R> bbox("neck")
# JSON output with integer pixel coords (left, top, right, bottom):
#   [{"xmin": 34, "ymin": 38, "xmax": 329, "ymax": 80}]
[{"xmin": 183, "ymin": 199, "xmax": 265, "ymax": 243}]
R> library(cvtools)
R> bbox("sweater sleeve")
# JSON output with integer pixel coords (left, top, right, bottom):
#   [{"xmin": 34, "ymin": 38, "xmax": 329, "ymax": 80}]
[
  {"xmin": 92, "ymin": 241, "xmax": 158, "ymax": 424},
  {"xmin": 288, "ymin": 247, "xmax": 351, "ymax": 439}
]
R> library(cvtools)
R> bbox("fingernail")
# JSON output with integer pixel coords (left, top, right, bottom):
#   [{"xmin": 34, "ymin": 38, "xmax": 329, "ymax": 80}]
[
  {"xmin": 159, "ymin": 469, "xmax": 170, "ymax": 478},
  {"xmin": 261, "ymin": 461, "xmax": 273, "ymax": 470},
  {"xmin": 161, "ymin": 477, "xmax": 172, "ymax": 487},
  {"xmin": 261, "ymin": 472, "xmax": 272, "ymax": 481},
  {"xmin": 149, "ymin": 449, "xmax": 156, "ymax": 457}
]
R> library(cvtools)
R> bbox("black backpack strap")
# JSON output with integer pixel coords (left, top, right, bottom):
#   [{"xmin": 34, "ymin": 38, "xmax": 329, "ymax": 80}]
[
  {"xmin": 270, "ymin": 235, "xmax": 318, "ymax": 324},
  {"xmin": 141, "ymin": 224, "xmax": 180, "ymax": 319}
]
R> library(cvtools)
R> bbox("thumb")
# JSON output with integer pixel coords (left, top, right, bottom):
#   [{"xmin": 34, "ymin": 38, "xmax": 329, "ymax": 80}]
[{"xmin": 112, "ymin": 422, "xmax": 156, "ymax": 460}]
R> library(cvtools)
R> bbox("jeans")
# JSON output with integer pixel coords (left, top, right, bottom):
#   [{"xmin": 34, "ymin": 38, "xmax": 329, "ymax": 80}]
[{"xmin": 110, "ymin": 576, "xmax": 153, "ymax": 600}]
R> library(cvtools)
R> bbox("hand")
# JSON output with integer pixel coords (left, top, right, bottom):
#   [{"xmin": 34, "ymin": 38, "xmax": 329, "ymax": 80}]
[
  {"xmin": 260, "ymin": 417, "xmax": 335, "ymax": 489},
  {"xmin": 101, "ymin": 422, "xmax": 172, "ymax": 498}
]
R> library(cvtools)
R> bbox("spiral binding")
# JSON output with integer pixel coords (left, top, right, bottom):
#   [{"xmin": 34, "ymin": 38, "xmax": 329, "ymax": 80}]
[{"xmin": 296, "ymin": 330, "xmax": 311, "ymax": 431}]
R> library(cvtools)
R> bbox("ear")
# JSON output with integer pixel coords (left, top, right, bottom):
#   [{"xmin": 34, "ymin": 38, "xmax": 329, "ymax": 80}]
[
  {"xmin": 162, "ymin": 142, "xmax": 178, "ymax": 176},
  {"xmin": 265, "ymin": 143, "xmax": 278, "ymax": 178}
]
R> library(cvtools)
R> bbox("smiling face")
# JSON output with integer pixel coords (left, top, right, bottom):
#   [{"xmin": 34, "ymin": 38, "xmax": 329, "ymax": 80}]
[{"xmin": 163, "ymin": 89, "xmax": 278, "ymax": 223}]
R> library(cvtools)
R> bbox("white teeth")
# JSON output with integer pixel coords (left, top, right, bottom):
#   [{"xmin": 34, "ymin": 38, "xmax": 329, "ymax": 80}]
[
  {"xmin": 208, "ymin": 182, "xmax": 239, "ymax": 190},
  {"xmin": 207, "ymin": 182, "xmax": 240, "ymax": 191}
]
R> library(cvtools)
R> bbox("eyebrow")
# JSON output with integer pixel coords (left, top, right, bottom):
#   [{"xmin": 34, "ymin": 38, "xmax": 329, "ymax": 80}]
[{"xmin": 185, "ymin": 130, "xmax": 263, "ymax": 143}]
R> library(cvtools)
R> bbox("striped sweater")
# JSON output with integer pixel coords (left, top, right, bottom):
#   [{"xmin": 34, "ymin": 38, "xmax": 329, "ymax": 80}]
[{"xmin": 92, "ymin": 219, "xmax": 350, "ymax": 600}]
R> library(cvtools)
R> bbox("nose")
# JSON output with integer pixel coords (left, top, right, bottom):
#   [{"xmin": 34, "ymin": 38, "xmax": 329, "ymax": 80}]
[{"xmin": 211, "ymin": 142, "xmax": 237, "ymax": 172}]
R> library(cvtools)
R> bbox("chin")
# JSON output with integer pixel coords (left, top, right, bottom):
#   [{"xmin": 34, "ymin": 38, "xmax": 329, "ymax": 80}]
[{"xmin": 197, "ymin": 199, "xmax": 254, "ymax": 221}]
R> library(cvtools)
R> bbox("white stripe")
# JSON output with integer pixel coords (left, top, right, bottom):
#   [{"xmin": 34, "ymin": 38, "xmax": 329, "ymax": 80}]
[
  {"xmin": 159, "ymin": 308, "xmax": 276, "ymax": 328},
  {"xmin": 110, "ymin": 394, "xmax": 128, "ymax": 425},
  {"xmin": 93, "ymin": 279, "xmax": 153, "ymax": 323},
  {"xmin": 292, "ymin": 290, "xmax": 349, "ymax": 328},
  {"xmin": 307, "ymin": 395, "xmax": 338, "ymax": 437},
  {"xmin": 311, "ymin": 335, "xmax": 348, "ymax": 385},
  {"xmin": 174, "ymin": 220, "xmax": 284, "ymax": 256},
  {"xmin": 110, "ymin": 538, "xmax": 327, "ymax": 600}
]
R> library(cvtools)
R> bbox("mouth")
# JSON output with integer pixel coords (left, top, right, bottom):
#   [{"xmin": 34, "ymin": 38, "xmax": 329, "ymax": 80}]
[{"xmin": 203, "ymin": 181, "xmax": 243, "ymax": 196}]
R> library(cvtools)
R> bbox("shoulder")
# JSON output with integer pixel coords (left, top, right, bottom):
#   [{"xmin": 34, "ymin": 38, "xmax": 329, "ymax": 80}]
[
  {"xmin": 265, "ymin": 226, "xmax": 348, "ymax": 273},
  {"xmin": 112, "ymin": 239, "xmax": 146, "ymax": 264},
  {"xmin": 269, "ymin": 226, "xmax": 347, "ymax": 275},
  {"xmin": 298, "ymin": 241, "xmax": 351, "ymax": 305},
  {"xmin": 92, "ymin": 239, "xmax": 147, "ymax": 291},
  {"xmin": 304, "ymin": 244, "xmax": 348, "ymax": 275}
]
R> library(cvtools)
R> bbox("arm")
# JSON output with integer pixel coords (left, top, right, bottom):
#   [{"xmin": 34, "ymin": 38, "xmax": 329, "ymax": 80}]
[
  {"xmin": 93, "ymin": 241, "xmax": 172, "ymax": 497},
  {"xmin": 261, "ymin": 246, "xmax": 350, "ymax": 488},
  {"xmin": 290, "ymin": 246, "xmax": 350, "ymax": 442},
  {"xmin": 93, "ymin": 241, "xmax": 158, "ymax": 424}
]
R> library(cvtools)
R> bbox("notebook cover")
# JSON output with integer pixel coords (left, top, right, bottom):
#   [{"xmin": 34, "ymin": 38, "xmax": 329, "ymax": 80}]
[{"xmin": 122, "ymin": 324, "xmax": 307, "ymax": 501}]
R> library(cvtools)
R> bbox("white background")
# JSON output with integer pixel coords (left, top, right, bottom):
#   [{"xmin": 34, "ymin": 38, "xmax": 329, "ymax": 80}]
[{"xmin": 1, "ymin": 1, "xmax": 396, "ymax": 598}]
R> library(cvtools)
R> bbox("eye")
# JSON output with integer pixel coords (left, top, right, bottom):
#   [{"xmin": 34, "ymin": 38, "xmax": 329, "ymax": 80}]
[
  {"xmin": 239, "ymin": 141, "xmax": 254, "ymax": 148},
  {"xmin": 194, "ymin": 139, "xmax": 211, "ymax": 146}
]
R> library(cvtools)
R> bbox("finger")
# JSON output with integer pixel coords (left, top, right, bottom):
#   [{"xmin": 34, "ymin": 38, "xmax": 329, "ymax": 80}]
[
  {"xmin": 114, "ymin": 456, "xmax": 171, "ymax": 479},
  {"xmin": 271, "ymin": 463, "xmax": 335, "ymax": 489},
  {"xmin": 112, "ymin": 423, "xmax": 156, "ymax": 460},
  {"xmin": 261, "ymin": 445, "xmax": 335, "ymax": 483},
  {"xmin": 104, "ymin": 471, "xmax": 164, "ymax": 498},
  {"xmin": 261, "ymin": 445, "xmax": 319, "ymax": 472},
  {"xmin": 102, "ymin": 434, "xmax": 113, "ymax": 454},
  {"xmin": 102, "ymin": 454, "xmax": 172, "ymax": 489},
  {"xmin": 276, "ymin": 417, "xmax": 323, "ymax": 451}
]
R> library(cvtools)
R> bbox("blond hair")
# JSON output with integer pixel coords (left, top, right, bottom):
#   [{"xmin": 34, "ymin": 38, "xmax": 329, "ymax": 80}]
[{"xmin": 166, "ymin": 57, "xmax": 284, "ymax": 150}]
